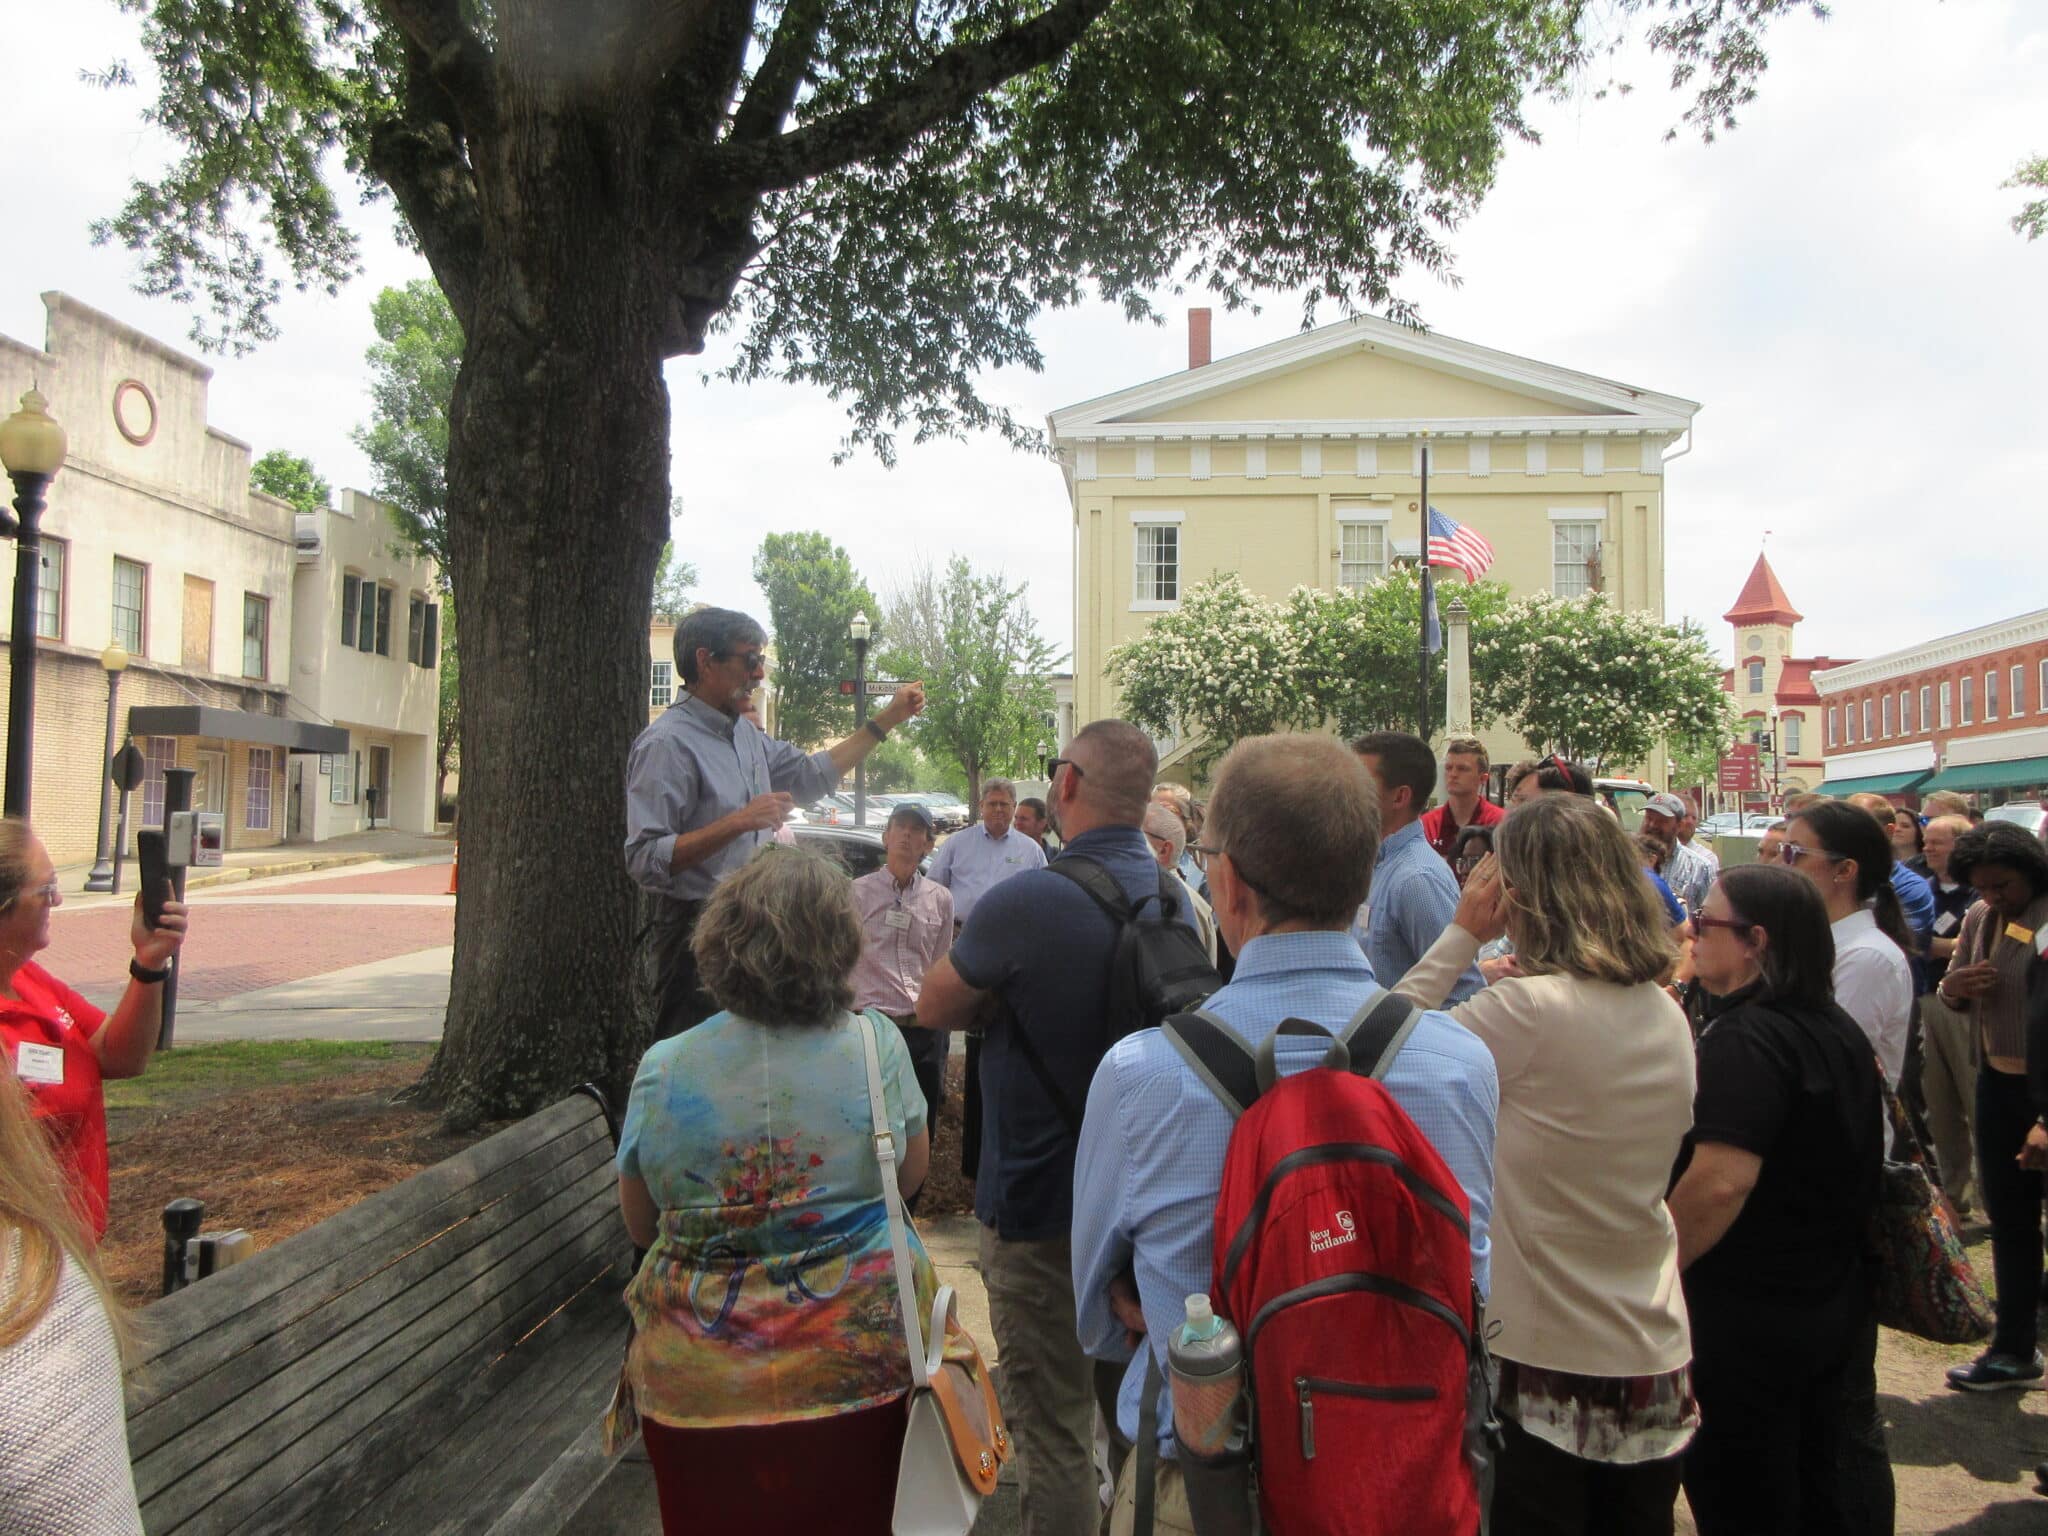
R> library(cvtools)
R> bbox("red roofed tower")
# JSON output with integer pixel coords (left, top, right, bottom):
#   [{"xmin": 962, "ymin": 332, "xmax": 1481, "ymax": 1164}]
[{"xmin": 1720, "ymin": 554, "xmax": 1847, "ymax": 802}]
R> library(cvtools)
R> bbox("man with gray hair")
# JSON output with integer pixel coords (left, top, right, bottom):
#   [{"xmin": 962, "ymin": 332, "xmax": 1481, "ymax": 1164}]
[
  {"xmin": 1143, "ymin": 800, "xmax": 1217, "ymax": 964},
  {"xmin": 625, "ymin": 605, "xmax": 924, "ymax": 1036},
  {"xmin": 927, "ymin": 776, "xmax": 1047, "ymax": 922},
  {"xmin": 917, "ymin": 719, "xmax": 1194, "ymax": 1536}
]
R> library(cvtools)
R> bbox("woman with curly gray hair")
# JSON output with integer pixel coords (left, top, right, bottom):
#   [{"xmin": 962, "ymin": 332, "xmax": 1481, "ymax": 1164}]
[{"xmin": 615, "ymin": 846, "xmax": 937, "ymax": 1533}]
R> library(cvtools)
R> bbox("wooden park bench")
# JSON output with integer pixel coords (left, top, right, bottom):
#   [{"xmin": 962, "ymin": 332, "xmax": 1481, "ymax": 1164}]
[{"xmin": 124, "ymin": 1088, "xmax": 636, "ymax": 1536}]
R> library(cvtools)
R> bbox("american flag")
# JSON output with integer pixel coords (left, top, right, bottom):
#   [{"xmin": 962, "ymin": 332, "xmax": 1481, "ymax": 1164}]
[{"xmin": 1426, "ymin": 507, "xmax": 1495, "ymax": 583}]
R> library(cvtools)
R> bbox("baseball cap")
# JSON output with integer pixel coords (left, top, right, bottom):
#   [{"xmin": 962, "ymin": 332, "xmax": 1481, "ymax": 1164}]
[
  {"xmin": 887, "ymin": 801, "xmax": 934, "ymax": 833},
  {"xmin": 1645, "ymin": 793, "xmax": 1688, "ymax": 819}
]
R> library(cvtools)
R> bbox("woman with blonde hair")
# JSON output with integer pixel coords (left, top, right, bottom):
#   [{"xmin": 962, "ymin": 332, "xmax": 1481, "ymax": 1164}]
[
  {"xmin": 615, "ymin": 846, "xmax": 940, "ymax": 1535},
  {"xmin": 1, "ymin": 1067, "xmax": 143, "ymax": 1533},
  {"xmin": 1397, "ymin": 792, "xmax": 1698, "ymax": 1534}
]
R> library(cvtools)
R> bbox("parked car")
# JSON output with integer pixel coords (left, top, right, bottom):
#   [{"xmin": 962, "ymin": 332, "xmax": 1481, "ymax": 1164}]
[
  {"xmin": 897, "ymin": 791, "xmax": 970, "ymax": 832},
  {"xmin": 1698, "ymin": 811, "xmax": 1783, "ymax": 842},
  {"xmin": 1985, "ymin": 802, "xmax": 2048, "ymax": 839},
  {"xmin": 791, "ymin": 822, "xmax": 932, "ymax": 880},
  {"xmin": 1593, "ymin": 776, "xmax": 1655, "ymax": 833}
]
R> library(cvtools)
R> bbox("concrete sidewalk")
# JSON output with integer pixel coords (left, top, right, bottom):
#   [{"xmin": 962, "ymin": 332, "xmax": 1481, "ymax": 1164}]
[
  {"xmin": 167, "ymin": 945, "xmax": 453, "ymax": 1043},
  {"xmin": 58, "ymin": 827, "xmax": 450, "ymax": 905}
]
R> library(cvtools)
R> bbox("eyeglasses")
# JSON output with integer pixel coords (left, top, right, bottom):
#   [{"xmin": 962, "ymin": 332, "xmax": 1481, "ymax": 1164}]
[
  {"xmin": 1193, "ymin": 842, "xmax": 1276, "ymax": 900},
  {"xmin": 1043, "ymin": 756, "xmax": 1085, "ymax": 784},
  {"xmin": 1693, "ymin": 913, "xmax": 1755, "ymax": 936},
  {"xmin": 716, "ymin": 648, "xmax": 769, "ymax": 675},
  {"xmin": 3, "ymin": 879, "xmax": 58, "ymax": 912},
  {"xmin": 1779, "ymin": 842, "xmax": 1843, "ymax": 867}
]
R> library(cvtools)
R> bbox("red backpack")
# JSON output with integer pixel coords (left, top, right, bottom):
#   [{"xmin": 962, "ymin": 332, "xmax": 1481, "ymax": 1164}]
[{"xmin": 1161, "ymin": 993, "xmax": 1495, "ymax": 1536}]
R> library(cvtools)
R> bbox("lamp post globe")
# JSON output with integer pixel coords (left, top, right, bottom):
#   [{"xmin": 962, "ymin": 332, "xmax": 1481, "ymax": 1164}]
[
  {"xmin": 84, "ymin": 643, "xmax": 132, "ymax": 893},
  {"xmin": 0, "ymin": 388, "xmax": 68, "ymax": 820}
]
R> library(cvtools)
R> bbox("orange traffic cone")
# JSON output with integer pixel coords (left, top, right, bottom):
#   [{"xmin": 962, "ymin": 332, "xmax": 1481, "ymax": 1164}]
[{"xmin": 447, "ymin": 843, "xmax": 459, "ymax": 895}]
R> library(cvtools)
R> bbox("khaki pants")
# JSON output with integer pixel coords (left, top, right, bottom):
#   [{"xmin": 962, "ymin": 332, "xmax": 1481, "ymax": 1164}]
[
  {"xmin": 1919, "ymin": 991, "xmax": 1978, "ymax": 1211},
  {"xmin": 980, "ymin": 1226, "xmax": 1099, "ymax": 1536},
  {"xmin": 1108, "ymin": 1447, "xmax": 1195, "ymax": 1536}
]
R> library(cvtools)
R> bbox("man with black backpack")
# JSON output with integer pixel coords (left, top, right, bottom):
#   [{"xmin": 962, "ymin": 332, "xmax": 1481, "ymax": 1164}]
[
  {"xmin": 1071, "ymin": 733, "xmax": 1500, "ymax": 1536},
  {"xmin": 917, "ymin": 719, "xmax": 1213, "ymax": 1536}
]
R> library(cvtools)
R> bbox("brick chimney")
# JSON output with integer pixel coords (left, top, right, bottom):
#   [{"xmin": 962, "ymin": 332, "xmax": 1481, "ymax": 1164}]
[{"xmin": 1187, "ymin": 308, "xmax": 1212, "ymax": 370}]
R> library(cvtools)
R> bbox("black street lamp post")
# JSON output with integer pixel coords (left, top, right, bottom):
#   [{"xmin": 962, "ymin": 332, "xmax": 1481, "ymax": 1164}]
[
  {"xmin": 0, "ymin": 388, "xmax": 67, "ymax": 819},
  {"xmin": 85, "ymin": 643, "xmax": 131, "ymax": 892},
  {"xmin": 849, "ymin": 611, "xmax": 870, "ymax": 827}
]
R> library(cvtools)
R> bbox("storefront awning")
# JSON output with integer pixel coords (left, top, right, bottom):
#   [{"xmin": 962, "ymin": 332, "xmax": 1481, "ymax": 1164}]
[
  {"xmin": 125, "ymin": 706, "xmax": 349, "ymax": 756},
  {"xmin": 1813, "ymin": 770, "xmax": 1934, "ymax": 797},
  {"xmin": 1921, "ymin": 756, "xmax": 2048, "ymax": 794}
]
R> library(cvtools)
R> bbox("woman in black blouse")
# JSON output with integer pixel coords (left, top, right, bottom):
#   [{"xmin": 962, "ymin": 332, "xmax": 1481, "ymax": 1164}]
[{"xmin": 1668, "ymin": 864, "xmax": 1886, "ymax": 1536}]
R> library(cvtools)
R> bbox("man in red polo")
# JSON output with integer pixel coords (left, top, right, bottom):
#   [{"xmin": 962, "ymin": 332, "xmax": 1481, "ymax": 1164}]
[{"xmin": 1421, "ymin": 734, "xmax": 1505, "ymax": 863}]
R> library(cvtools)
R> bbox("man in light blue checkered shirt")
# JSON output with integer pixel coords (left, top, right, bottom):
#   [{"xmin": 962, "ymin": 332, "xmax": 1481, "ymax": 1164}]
[{"xmin": 1072, "ymin": 735, "xmax": 1498, "ymax": 1505}]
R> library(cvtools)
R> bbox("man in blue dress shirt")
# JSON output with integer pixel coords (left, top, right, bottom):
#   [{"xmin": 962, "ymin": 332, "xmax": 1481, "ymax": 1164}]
[
  {"xmin": 624, "ymin": 605, "xmax": 923, "ymax": 1036},
  {"xmin": 1072, "ymin": 733, "xmax": 1499, "ymax": 1531},
  {"xmin": 1349, "ymin": 731, "xmax": 1483, "ymax": 1002}
]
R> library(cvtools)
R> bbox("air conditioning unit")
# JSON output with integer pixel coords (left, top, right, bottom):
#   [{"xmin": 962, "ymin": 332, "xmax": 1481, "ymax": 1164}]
[{"xmin": 294, "ymin": 512, "xmax": 324, "ymax": 562}]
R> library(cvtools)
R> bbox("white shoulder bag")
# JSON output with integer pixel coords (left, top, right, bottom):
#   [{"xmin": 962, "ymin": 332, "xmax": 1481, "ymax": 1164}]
[{"xmin": 856, "ymin": 1011, "xmax": 1011, "ymax": 1536}]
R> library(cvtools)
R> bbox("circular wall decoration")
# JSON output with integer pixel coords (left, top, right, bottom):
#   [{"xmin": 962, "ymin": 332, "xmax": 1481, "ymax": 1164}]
[
  {"xmin": 1746, "ymin": 634, "xmax": 1763, "ymax": 652},
  {"xmin": 113, "ymin": 379, "xmax": 158, "ymax": 446}
]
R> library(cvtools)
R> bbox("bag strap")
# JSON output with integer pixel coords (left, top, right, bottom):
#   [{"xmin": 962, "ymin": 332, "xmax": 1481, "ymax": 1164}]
[
  {"xmin": 1047, "ymin": 854, "xmax": 1140, "ymax": 923},
  {"xmin": 1254, "ymin": 1017, "xmax": 1348, "ymax": 1096},
  {"xmin": 857, "ymin": 1011, "xmax": 934, "ymax": 1389},
  {"xmin": 1009, "ymin": 1005, "xmax": 1087, "ymax": 1135},
  {"xmin": 1134, "ymin": 1347, "xmax": 1164, "ymax": 1536},
  {"xmin": 1337, "ymin": 985, "xmax": 1425, "ymax": 1081},
  {"xmin": 1022, "ymin": 856, "xmax": 1141, "ymax": 1134},
  {"xmin": 1162, "ymin": 1010, "xmax": 1259, "ymax": 1119}
]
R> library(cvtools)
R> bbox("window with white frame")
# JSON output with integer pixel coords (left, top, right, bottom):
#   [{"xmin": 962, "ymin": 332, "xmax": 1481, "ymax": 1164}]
[
  {"xmin": 330, "ymin": 747, "xmax": 355, "ymax": 804},
  {"xmin": 2012, "ymin": 664, "xmax": 2026, "ymax": 717},
  {"xmin": 1986, "ymin": 670, "xmax": 1998, "ymax": 721},
  {"xmin": 113, "ymin": 557, "xmax": 146, "ymax": 654},
  {"xmin": 242, "ymin": 593, "xmax": 269, "ymax": 679},
  {"xmin": 1337, "ymin": 522, "xmax": 1388, "ymax": 590},
  {"xmin": 1882, "ymin": 695, "xmax": 1893, "ymax": 737},
  {"xmin": 245, "ymin": 747, "xmax": 274, "ymax": 830},
  {"xmin": 1784, "ymin": 715, "xmax": 1802, "ymax": 755},
  {"xmin": 1133, "ymin": 523, "xmax": 1179, "ymax": 605},
  {"xmin": 1827, "ymin": 708, "xmax": 1839, "ymax": 748},
  {"xmin": 2041, "ymin": 659, "xmax": 2048, "ymax": 712},
  {"xmin": 1940, "ymin": 680, "xmax": 1952, "ymax": 727},
  {"xmin": 1921, "ymin": 684, "xmax": 1933, "ymax": 729},
  {"xmin": 35, "ymin": 537, "xmax": 64, "ymax": 641},
  {"xmin": 1862, "ymin": 699, "xmax": 1873, "ymax": 740},
  {"xmin": 1961, "ymin": 675, "xmax": 1975, "ymax": 724},
  {"xmin": 1844, "ymin": 705, "xmax": 1855, "ymax": 745},
  {"xmin": 141, "ymin": 736, "xmax": 178, "ymax": 827},
  {"xmin": 1901, "ymin": 690, "xmax": 1913, "ymax": 735},
  {"xmin": 1551, "ymin": 521, "xmax": 1602, "ymax": 597},
  {"xmin": 650, "ymin": 659, "xmax": 674, "ymax": 709},
  {"xmin": 1746, "ymin": 661, "xmax": 1764, "ymax": 694},
  {"xmin": 341, "ymin": 573, "xmax": 361, "ymax": 648}
]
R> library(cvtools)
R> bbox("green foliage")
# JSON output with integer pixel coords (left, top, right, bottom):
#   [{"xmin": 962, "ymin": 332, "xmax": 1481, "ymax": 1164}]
[
  {"xmin": 753, "ymin": 532, "xmax": 878, "ymax": 748},
  {"xmin": 351, "ymin": 279, "xmax": 460, "ymax": 575},
  {"xmin": 1482, "ymin": 594, "xmax": 1733, "ymax": 769},
  {"xmin": 652, "ymin": 533, "xmax": 699, "ymax": 623},
  {"xmin": 863, "ymin": 734, "xmax": 961, "ymax": 796},
  {"xmin": 878, "ymin": 556, "xmax": 1061, "ymax": 804},
  {"xmin": 2007, "ymin": 154, "xmax": 2048, "ymax": 241},
  {"xmin": 249, "ymin": 448, "xmax": 329, "ymax": 512},
  {"xmin": 1288, "ymin": 571, "xmax": 1517, "ymax": 738}
]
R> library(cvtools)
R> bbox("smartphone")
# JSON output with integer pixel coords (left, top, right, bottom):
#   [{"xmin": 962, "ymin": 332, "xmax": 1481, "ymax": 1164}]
[{"xmin": 137, "ymin": 829, "xmax": 172, "ymax": 931}]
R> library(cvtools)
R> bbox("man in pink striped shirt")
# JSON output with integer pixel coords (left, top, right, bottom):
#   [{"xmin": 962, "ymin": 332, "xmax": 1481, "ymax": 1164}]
[{"xmin": 851, "ymin": 802, "xmax": 955, "ymax": 1135}]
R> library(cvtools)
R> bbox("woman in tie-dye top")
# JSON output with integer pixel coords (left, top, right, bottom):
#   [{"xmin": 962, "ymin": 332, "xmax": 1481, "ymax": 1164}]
[{"xmin": 617, "ymin": 847, "xmax": 934, "ymax": 1536}]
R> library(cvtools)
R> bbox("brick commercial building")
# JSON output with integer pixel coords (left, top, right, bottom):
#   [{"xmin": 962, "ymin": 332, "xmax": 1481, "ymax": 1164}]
[
  {"xmin": 0, "ymin": 293, "xmax": 438, "ymax": 864},
  {"xmin": 1814, "ymin": 609, "xmax": 2048, "ymax": 808}
]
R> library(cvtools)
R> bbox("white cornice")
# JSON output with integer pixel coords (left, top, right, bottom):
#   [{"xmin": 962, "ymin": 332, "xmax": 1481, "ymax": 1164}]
[
  {"xmin": 1047, "ymin": 313, "xmax": 1700, "ymax": 440},
  {"xmin": 1812, "ymin": 608, "xmax": 2048, "ymax": 693},
  {"xmin": 1818, "ymin": 741, "xmax": 1938, "ymax": 775},
  {"xmin": 1056, "ymin": 416, "xmax": 1684, "ymax": 443}
]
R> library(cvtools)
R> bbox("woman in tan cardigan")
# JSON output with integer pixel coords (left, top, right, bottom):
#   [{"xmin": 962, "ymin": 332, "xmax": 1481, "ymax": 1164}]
[{"xmin": 1396, "ymin": 792, "xmax": 1698, "ymax": 1535}]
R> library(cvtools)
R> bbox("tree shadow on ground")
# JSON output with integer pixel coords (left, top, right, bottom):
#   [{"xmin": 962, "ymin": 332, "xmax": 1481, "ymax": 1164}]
[{"xmin": 1883, "ymin": 1389, "xmax": 2045, "ymax": 1484}]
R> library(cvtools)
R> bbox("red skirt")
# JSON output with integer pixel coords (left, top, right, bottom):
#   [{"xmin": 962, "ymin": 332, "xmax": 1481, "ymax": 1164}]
[{"xmin": 642, "ymin": 1395, "xmax": 909, "ymax": 1535}]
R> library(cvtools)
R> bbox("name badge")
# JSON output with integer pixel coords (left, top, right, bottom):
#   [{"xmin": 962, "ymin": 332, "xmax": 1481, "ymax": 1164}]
[
  {"xmin": 1933, "ymin": 911, "xmax": 1959, "ymax": 936},
  {"xmin": 15, "ymin": 1041, "xmax": 63, "ymax": 1086},
  {"xmin": 884, "ymin": 908, "xmax": 913, "ymax": 931},
  {"xmin": 2005, "ymin": 922, "xmax": 2036, "ymax": 945}
]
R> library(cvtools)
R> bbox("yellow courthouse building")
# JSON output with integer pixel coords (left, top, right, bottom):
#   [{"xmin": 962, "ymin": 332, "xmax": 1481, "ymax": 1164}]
[{"xmin": 1048, "ymin": 312, "xmax": 1701, "ymax": 779}]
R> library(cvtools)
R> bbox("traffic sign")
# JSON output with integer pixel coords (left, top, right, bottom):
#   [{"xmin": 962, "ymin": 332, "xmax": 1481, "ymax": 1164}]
[
  {"xmin": 110, "ymin": 742, "xmax": 146, "ymax": 793},
  {"xmin": 838, "ymin": 679, "xmax": 909, "ymax": 695},
  {"xmin": 1717, "ymin": 745, "xmax": 1760, "ymax": 793}
]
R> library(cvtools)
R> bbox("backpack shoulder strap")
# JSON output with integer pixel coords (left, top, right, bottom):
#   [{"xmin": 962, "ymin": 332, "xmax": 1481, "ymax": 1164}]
[
  {"xmin": 1047, "ymin": 855, "xmax": 1138, "ymax": 923},
  {"xmin": 1162, "ymin": 1010, "xmax": 1259, "ymax": 1119},
  {"xmin": 1337, "ymin": 985, "xmax": 1425, "ymax": 1081}
]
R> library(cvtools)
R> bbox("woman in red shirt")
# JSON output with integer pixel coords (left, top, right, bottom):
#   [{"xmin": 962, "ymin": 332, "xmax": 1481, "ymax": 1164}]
[{"xmin": 0, "ymin": 821, "xmax": 187, "ymax": 1238}]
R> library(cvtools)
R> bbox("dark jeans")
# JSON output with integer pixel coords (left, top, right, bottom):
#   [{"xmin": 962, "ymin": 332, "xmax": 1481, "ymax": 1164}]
[
  {"xmin": 962, "ymin": 1031, "xmax": 984, "ymax": 1181},
  {"xmin": 1493, "ymin": 1418, "xmax": 1683, "ymax": 1536},
  {"xmin": 650, "ymin": 897, "xmax": 716, "ymax": 1039},
  {"xmin": 1683, "ymin": 1277, "xmax": 1878, "ymax": 1536},
  {"xmin": 1834, "ymin": 1308, "xmax": 1896, "ymax": 1536},
  {"xmin": 885, "ymin": 1014, "xmax": 948, "ymax": 1128},
  {"xmin": 1976, "ymin": 1065, "xmax": 2046, "ymax": 1358}
]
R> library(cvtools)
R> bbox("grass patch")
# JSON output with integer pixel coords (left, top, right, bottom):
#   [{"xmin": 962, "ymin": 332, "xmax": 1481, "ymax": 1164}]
[{"xmin": 105, "ymin": 1040, "xmax": 436, "ymax": 1114}]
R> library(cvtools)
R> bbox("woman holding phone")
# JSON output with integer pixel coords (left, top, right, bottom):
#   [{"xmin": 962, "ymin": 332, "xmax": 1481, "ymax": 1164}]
[{"xmin": 0, "ymin": 820, "xmax": 188, "ymax": 1239}]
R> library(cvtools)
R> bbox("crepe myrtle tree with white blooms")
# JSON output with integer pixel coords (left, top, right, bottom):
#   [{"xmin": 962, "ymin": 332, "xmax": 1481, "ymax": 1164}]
[{"xmin": 1484, "ymin": 592, "xmax": 1732, "ymax": 771}]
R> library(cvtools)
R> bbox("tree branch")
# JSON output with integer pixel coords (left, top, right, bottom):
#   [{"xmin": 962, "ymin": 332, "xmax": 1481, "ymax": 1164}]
[
  {"xmin": 704, "ymin": 0, "xmax": 1115, "ymax": 192},
  {"xmin": 374, "ymin": 0, "xmax": 497, "ymax": 133},
  {"xmin": 368, "ymin": 43, "xmax": 485, "ymax": 334},
  {"xmin": 727, "ymin": 0, "xmax": 828, "ymax": 142}
]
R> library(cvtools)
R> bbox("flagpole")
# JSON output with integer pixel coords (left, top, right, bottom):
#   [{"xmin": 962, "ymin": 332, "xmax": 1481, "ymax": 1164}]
[{"xmin": 1418, "ymin": 434, "xmax": 1432, "ymax": 740}]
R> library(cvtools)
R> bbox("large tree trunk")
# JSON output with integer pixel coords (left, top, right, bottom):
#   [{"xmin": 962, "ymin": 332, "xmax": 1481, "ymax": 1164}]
[{"xmin": 415, "ymin": 98, "xmax": 672, "ymax": 1129}]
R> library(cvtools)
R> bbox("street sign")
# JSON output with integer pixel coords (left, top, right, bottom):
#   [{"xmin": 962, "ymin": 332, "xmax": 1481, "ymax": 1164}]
[
  {"xmin": 838, "ymin": 679, "xmax": 909, "ymax": 695},
  {"xmin": 1717, "ymin": 745, "xmax": 1760, "ymax": 794},
  {"xmin": 110, "ymin": 742, "xmax": 146, "ymax": 793}
]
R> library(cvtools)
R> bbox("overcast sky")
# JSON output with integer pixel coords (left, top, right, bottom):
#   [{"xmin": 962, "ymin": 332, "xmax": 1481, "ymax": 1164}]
[{"xmin": 4, "ymin": 0, "xmax": 2041, "ymax": 672}]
